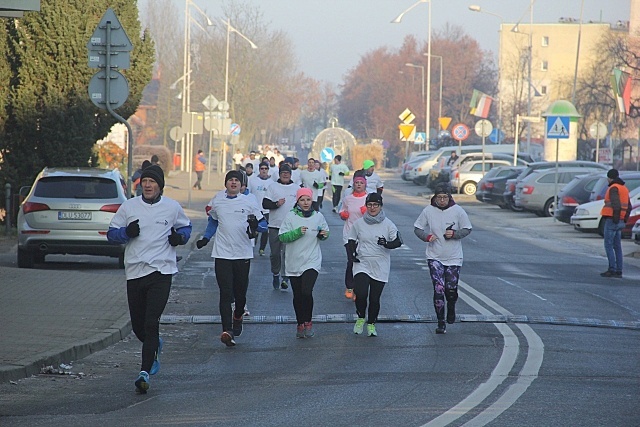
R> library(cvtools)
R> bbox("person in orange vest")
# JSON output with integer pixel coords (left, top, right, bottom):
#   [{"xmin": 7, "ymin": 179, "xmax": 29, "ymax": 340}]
[
  {"xmin": 600, "ymin": 168, "xmax": 631, "ymax": 278},
  {"xmin": 193, "ymin": 150, "xmax": 207, "ymax": 190}
]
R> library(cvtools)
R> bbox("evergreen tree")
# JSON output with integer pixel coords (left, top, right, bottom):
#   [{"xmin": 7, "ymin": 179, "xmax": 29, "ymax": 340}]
[{"xmin": 0, "ymin": 0, "xmax": 154, "ymax": 191}]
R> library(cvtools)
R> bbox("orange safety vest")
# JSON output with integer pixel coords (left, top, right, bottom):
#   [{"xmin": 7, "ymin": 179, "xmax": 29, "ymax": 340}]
[
  {"xmin": 194, "ymin": 154, "xmax": 206, "ymax": 172},
  {"xmin": 601, "ymin": 183, "xmax": 630, "ymax": 218}
]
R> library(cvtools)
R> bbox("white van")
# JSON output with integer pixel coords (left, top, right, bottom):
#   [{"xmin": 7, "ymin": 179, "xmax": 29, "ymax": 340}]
[{"xmin": 409, "ymin": 144, "xmax": 514, "ymax": 185}]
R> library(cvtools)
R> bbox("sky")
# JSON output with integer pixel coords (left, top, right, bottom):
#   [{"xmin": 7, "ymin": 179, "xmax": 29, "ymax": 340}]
[{"xmin": 139, "ymin": 0, "xmax": 631, "ymax": 85}]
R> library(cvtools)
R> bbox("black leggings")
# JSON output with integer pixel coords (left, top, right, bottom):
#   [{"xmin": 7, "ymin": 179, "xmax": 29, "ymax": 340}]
[
  {"xmin": 344, "ymin": 244, "xmax": 354, "ymax": 289},
  {"xmin": 215, "ymin": 258, "xmax": 251, "ymax": 332},
  {"xmin": 127, "ymin": 271, "xmax": 172, "ymax": 373},
  {"xmin": 332, "ymin": 185, "xmax": 343, "ymax": 207},
  {"xmin": 259, "ymin": 213, "xmax": 269, "ymax": 251},
  {"xmin": 353, "ymin": 272, "xmax": 385, "ymax": 324},
  {"xmin": 290, "ymin": 269, "xmax": 319, "ymax": 324}
]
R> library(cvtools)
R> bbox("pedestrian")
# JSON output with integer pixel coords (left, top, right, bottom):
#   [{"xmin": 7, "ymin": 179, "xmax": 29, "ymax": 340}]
[
  {"xmin": 244, "ymin": 162, "xmax": 254, "ymax": 179},
  {"xmin": 362, "ymin": 160, "xmax": 384, "ymax": 194},
  {"xmin": 413, "ymin": 183, "xmax": 472, "ymax": 334},
  {"xmin": 316, "ymin": 160, "xmax": 329, "ymax": 209},
  {"xmin": 268, "ymin": 156, "xmax": 279, "ymax": 178},
  {"xmin": 132, "ymin": 160, "xmax": 151, "ymax": 197},
  {"xmin": 289, "ymin": 156, "xmax": 302, "ymax": 186},
  {"xmin": 600, "ymin": 168, "xmax": 631, "ymax": 278},
  {"xmin": 248, "ymin": 161, "xmax": 274, "ymax": 256},
  {"xmin": 262, "ymin": 163, "xmax": 299, "ymax": 290},
  {"xmin": 150, "ymin": 154, "xmax": 160, "ymax": 166},
  {"xmin": 233, "ymin": 149, "xmax": 244, "ymax": 171},
  {"xmin": 329, "ymin": 155, "xmax": 349, "ymax": 212},
  {"xmin": 339, "ymin": 174, "xmax": 368, "ymax": 300},
  {"xmin": 447, "ymin": 151, "xmax": 459, "ymax": 166},
  {"xmin": 193, "ymin": 149, "xmax": 206, "ymax": 190},
  {"xmin": 195, "ymin": 170, "xmax": 267, "ymax": 347},
  {"xmin": 346, "ymin": 193, "xmax": 402, "ymax": 337},
  {"xmin": 107, "ymin": 165, "xmax": 192, "ymax": 394},
  {"xmin": 300, "ymin": 158, "xmax": 325, "ymax": 211},
  {"xmin": 279, "ymin": 187, "xmax": 329, "ymax": 338}
]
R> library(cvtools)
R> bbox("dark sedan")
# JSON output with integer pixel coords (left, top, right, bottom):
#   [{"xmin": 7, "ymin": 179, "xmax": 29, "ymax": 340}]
[
  {"xmin": 555, "ymin": 172, "xmax": 603, "ymax": 223},
  {"xmin": 477, "ymin": 166, "xmax": 525, "ymax": 208}
]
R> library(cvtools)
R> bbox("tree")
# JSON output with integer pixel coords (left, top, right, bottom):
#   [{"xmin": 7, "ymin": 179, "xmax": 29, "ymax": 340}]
[{"xmin": 0, "ymin": 0, "xmax": 154, "ymax": 191}]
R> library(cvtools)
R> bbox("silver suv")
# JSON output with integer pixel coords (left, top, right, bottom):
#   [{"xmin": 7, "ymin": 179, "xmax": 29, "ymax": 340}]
[{"xmin": 17, "ymin": 167, "xmax": 128, "ymax": 268}]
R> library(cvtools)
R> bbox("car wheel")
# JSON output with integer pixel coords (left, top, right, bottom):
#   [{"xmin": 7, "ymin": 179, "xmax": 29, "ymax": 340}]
[
  {"xmin": 118, "ymin": 252, "xmax": 125, "ymax": 269},
  {"xmin": 597, "ymin": 218, "xmax": 605, "ymax": 237},
  {"xmin": 543, "ymin": 198, "xmax": 555, "ymax": 217},
  {"xmin": 462, "ymin": 182, "xmax": 477, "ymax": 196},
  {"xmin": 17, "ymin": 249, "xmax": 34, "ymax": 268}
]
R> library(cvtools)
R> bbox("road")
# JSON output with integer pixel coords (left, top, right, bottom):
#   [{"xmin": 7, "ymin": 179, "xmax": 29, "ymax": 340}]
[{"xmin": 1, "ymin": 177, "xmax": 638, "ymax": 426}]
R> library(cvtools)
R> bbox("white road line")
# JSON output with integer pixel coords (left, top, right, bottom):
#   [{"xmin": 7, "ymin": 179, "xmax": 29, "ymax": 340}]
[
  {"xmin": 498, "ymin": 263, "xmax": 548, "ymax": 279},
  {"xmin": 497, "ymin": 277, "xmax": 548, "ymax": 302}
]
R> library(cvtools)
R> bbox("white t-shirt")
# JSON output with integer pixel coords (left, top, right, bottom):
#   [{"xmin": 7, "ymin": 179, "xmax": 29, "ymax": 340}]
[
  {"xmin": 209, "ymin": 193, "xmax": 262, "ymax": 259},
  {"xmin": 268, "ymin": 165, "xmax": 279, "ymax": 179},
  {"xmin": 248, "ymin": 175, "xmax": 273, "ymax": 213},
  {"xmin": 263, "ymin": 181, "xmax": 299, "ymax": 228},
  {"xmin": 340, "ymin": 192, "xmax": 367, "ymax": 244},
  {"xmin": 300, "ymin": 169, "xmax": 325, "ymax": 201},
  {"xmin": 330, "ymin": 163, "xmax": 350, "ymax": 186},
  {"xmin": 233, "ymin": 152, "xmax": 244, "ymax": 165},
  {"xmin": 364, "ymin": 172, "xmax": 384, "ymax": 194},
  {"xmin": 348, "ymin": 216, "xmax": 399, "ymax": 283},
  {"xmin": 109, "ymin": 196, "xmax": 191, "ymax": 280},
  {"xmin": 413, "ymin": 204, "xmax": 472, "ymax": 266},
  {"xmin": 279, "ymin": 210, "xmax": 328, "ymax": 276}
]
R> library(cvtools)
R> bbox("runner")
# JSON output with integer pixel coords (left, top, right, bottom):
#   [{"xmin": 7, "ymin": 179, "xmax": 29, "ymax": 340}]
[
  {"xmin": 339, "ymin": 175, "xmax": 368, "ymax": 300},
  {"xmin": 329, "ymin": 155, "xmax": 349, "ymax": 212},
  {"xmin": 300, "ymin": 158, "xmax": 325, "ymax": 212},
  {"xmin": 248, "ymin": 161, "xmax": 274, "ymax": 256}
]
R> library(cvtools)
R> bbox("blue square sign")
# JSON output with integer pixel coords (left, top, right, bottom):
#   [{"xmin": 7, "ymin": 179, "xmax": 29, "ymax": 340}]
[{"xmin": 546, "ymin": 116, "xmax": 570, "ymax": 139}]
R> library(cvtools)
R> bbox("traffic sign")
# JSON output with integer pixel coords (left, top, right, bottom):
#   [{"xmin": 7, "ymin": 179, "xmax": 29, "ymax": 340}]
[
  {"xmin": 474, "ymin": 119, "xmax": 493, "ymax": 138},
  {"xmin": 230, "ymin": 123, "xmax": 241, "ymax": 136},
  {"xmin": 399, "ymin": 108, "xmax": 415, "ymax": 124},
  {"xmin": 88, "ymin": 70, "xmax": 129, "ymax": 110},
  {"xmin": 452, "ymin": 123, "xmax": 470, "ymax": 141},
  {"xmin": 439, "ymin": 117, "xmax": 452, "ymax": 130},
  {"xmin": 399, "ymin": 123, "xmax": 416, "ymax": 141},
  {"xmin": 414, "ymin": 132, "xmax": 426, "ymax": 143},
  {"xmin": 86, "ymin": 8, "xmax": 133, "ymax": 69},
  {"xmin": 169, "ymin": 126, "xmax": 183, "ymax": 142},
  {"xmin": 320, "ymin": 147, "xmax": 335, "ymax": 162},
  {"xmin": 588, "ymin": 121, "xmax": 607, "ymax": 139},
  {"xmin": 489, "ymin": 129, "xmax": 505, "ymax": 144},
  {"xmin": 202, "ymin": 94, "xmax": 219, "ymax": 111},
  {"xmin": 546, "ymin": 116, "xmax": 570, "ymax": 139}
]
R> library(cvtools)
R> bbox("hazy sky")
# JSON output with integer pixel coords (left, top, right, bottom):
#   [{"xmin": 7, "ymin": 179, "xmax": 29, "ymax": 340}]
[{"xmin": 140, "ymin": 0, "xmax": 631, "ymax": 85}]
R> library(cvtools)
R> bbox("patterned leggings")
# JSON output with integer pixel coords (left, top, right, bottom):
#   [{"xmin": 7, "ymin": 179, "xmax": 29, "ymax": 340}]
[{"xmin": 427, "ymin": 259, "xmax": 460, "ymax": 321}]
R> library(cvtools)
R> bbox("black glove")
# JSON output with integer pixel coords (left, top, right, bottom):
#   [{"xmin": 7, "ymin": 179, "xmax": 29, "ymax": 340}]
[
  {"xmin": 377, "ymin": 236, "xmax": 387, "ymax": 247},
  {"xmin": 444, "ymin": 223, "xmax": 455, "ymax": 240},
  {"xmin": 126, "ymin": 219, "xmax": 140, "ymax": 238},
  {"xmin": 246, "ymin": 214, "xmax": 259, "ymax": 239},
  {"xmin": 346, "ymin": 240, "xmax": 360, "ymax": 263},
  {"xmin": 338, "ymin": 172, "xmax": 345, "ymax": 176},
  {"xmin": 312, "ymin": 181, "xmax": 319, "ymax": 189},
  {"xmin": 168, "ymin": 227, "xmax": 183, "ymax": 246},
  {"xmin": 196, "ymin": 237, "xmax": 209, "ymax": 249}
]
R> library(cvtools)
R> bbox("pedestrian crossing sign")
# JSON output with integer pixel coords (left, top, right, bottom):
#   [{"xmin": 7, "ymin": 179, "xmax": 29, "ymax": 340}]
[{"xmin": 546, "ymin": 116, "xmax": 570, "ymax": 139}]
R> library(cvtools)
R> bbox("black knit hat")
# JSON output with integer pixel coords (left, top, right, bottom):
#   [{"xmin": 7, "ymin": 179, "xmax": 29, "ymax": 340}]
[
  {"xmin": 607, "ymin": 169, "xmax": 619, "ymax": 179},
  {"xmin": 434, "ymin": 182, "xmax": 452, "ymax": 196},
  {"xmin": 225, "ymin": 170, "xmax": 243, "ymax": 184},
  {"xmin": 140, "ymin": 164, "xmax": 164, "ymax": 189},
  {"xmin": 365, "ymin": 192, "xmax": 383, "ymax": 206},
  {"xmin": 279, "ymin": 163, "xmax": 292, "ymax": 174}
]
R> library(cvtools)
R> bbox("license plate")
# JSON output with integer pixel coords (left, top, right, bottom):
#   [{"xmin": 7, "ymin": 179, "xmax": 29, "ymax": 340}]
[{"xmin": 58, "ymin": 211, "xmax": 92, "ymax": 220}]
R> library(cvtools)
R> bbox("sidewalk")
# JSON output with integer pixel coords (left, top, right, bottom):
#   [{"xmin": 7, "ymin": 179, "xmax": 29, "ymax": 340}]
[{"xmin": 0, "ymin": 169, "xmax": 225, "ymax": 383}]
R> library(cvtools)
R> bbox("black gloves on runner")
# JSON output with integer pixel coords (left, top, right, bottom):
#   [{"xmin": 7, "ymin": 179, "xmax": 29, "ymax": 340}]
[
  {"xmin": 246, "ymin": 214, "xmax": 259, "ymax": 239},
  {"xmin": 378, "ymin": 234, "xmax": 402, "ymax": 249},
  {"xmin": 312, "ymin": 181, "xmax": 319, "ymax": 189},
  {"xmin": 338, "ymin": 172, "xmax": 345, "ymax": 176},
  {"xmin": 196, "ymin": 237, "xmax": 209, "ymax": 249},
  {"xmin": 346, "ymin": 239, "xmax": 360, "ymax": 263},
  {"xmin": 126, "ymin": 219, "xmax": 140, "ymax": 238},
  {"xmin": 168, "ymin": 227, "xmax": 183, "ymax": 246}
]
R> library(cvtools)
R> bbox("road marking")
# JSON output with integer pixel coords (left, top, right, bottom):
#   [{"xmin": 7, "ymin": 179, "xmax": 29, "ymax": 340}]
[{"xmin": 497, "ymin": 277, "xmax": 548, "ymax": 301}]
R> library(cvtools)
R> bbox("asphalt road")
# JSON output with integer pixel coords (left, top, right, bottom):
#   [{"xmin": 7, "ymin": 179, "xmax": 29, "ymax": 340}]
[{"xmin": 1, "ymin": 177, "xmax": 638, "ymax": 426}]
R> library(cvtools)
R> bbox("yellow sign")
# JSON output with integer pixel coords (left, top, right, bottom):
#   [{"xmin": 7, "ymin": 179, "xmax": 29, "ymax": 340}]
[
  {"xmin": 398, "ymin": 123, "xmax": 416, "ymax": 140},
  {"xmin": 399, "ymin": 108, "xmax": 415, "ymax": 124},
  {"xmin": 439, "ymin": 117, "xmax": 452, "ymax": 130}
]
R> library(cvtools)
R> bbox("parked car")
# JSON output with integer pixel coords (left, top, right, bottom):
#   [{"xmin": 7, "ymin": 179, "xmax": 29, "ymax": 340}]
[
  {"xmin": 632, "ymin": 219, "xmax": 640, "ymax": 244},
  {"xmin": 554, "ymin": 172, "xmax": 604, "ymax": 224},
  {"xmin": 515, "ymin": 166, "xmax": 605, "ymax": 217},
  {"xmin": 477, "ymin": 166, "xmax": 525, "ymax": 207},
  {"xmin": 450, "ymin": 159, "xmax": 514, "ymax": 195},
  {"xmin": 588, "ymin": 171, "xmax": 640, "ymax": 202},
  {"xmin": 401, "ymin": 153, "xmax": 432, "ymax": 181},
  {"xmin": 571, "ymin": 186, "xmax": 640, "ymax": 237},
  {"xmin": 502, "ymin": 178, "xmax": 523, "ymax": 212},
  {"xmin": 17, "ymin": 167, "xmax": 128, "ymax": 268}
]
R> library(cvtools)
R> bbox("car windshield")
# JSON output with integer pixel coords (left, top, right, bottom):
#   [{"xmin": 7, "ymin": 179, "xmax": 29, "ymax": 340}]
[{"xmin": 34, "ymin": 177, "xmax": 119, "ymax": 199}]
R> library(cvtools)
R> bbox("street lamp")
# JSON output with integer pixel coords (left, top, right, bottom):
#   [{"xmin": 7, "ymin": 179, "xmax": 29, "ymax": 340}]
[
  {"xmin": 392, "ymin": 0, "xmax": 432, "ymax": 150},
  {"xmin": 511, "ymin": 0, "xmax": 535, "ymax": 154},
  {"xmin": 469, "ymin": 5, "xmax": 504, "ymax": 143},
  {"xmin": 221, "ymin": 17, "xmax": 257, "ymax": 174}
]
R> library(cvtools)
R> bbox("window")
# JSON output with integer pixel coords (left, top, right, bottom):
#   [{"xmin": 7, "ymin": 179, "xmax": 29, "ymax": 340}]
[
  {"xmin": 541, "ymin": 85, "xmax": 548, "ymax": 95},
  {"xmin": 541, "ymin": 61, "xmax": 548, "ymax": 71},
  {"xmin": 541, "ymin": 36, "xmax": 549, "ymax": 47}
]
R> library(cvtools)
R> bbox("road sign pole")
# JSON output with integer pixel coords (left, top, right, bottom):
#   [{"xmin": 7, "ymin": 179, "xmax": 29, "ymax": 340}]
[{"xmin": 554, "ymin": 138, "xmax": 560, "ymax": 222}]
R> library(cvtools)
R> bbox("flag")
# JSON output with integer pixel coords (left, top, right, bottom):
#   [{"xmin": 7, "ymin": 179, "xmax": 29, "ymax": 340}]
[
  {"xmin": 469, "ymin": 89, "xmax": 493, "ymax": 118},
  {"xmin": 611, "ymin": 68, "xmax": 631, "ymax": 115}
]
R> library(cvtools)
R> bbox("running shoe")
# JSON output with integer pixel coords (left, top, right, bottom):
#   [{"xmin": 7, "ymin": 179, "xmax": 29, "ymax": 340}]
[
  {"xmin": 353, "ymin": 318, "xmax": 365, "ymax": 335},
  {"xmin": 296, "ymin": 324, "xmax": 305, "ymax": 338},
  {"xmin": 272, "ymin": 275, "xmax": 280, "ymax": 290},
  {"xmin": 243, "ymin": 305, "xmax": 250, "ymax": 316},
  {"xmin": 281, "ymin": 278, "xmax": 289, "ymax": 290},
  {"xmin": 446, "ymin": 303, "xmax": 456, "ymax": 324},
  {"xmin": 304, "ymin": 321, "xmax": 314, "ymax": 338},
  {"xmin": 232, "ymin": 315, "xmax": 243, "ymax": 337},
  {"xmin": 345, "ymin": 288, "xmax": 354, "ymax": 300},
  {"xmin": 135, "ymin": 371, "xmax": 150, "ymax": 394},
  {"xmin": 435, "ymin": 321, "xmax": 447, "ymax": 334},
  {"xmin": 367, "ymin": 323, "xmax": 377, "ymax": 337},
  {"xmin": 149, "ymin": 337, "xmax": 163, "ymax": 375},
  {"xmin": 220, "ymin": 331, "xmax": 236, "ymax": 347}
]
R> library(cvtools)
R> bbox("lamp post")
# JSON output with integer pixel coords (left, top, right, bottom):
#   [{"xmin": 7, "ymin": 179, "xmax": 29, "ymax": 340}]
[
  {"xmin": 423, "ymin": 53, "xmax": 443, "ymax": 121},
  {"xmin": 469, "ymin": 5, "xmax": 504, "ymax": 143},
  {"xmin": 511, "ymin": 0, "xmax": 535, "ymax": 154},
  {"xmin": 393, "ymin": 0, "xmax": 432, "ymax": 150},
  {"xmin": 221, "ymin": 17, "xmax": 257, "ymax": 174},
  {"xmin": 405, "ymin": 63, "xmax": 425, "ymax": 149}
]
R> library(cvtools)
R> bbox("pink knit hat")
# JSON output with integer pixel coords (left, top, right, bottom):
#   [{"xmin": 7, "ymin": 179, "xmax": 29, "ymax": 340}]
[
  {"xmin": 353, "ymin": 176, "xmax": 366, "ymax": 184},
  {"xmin": 296, "ymin": 188, "xmax": 313, "ymax": 200}
]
